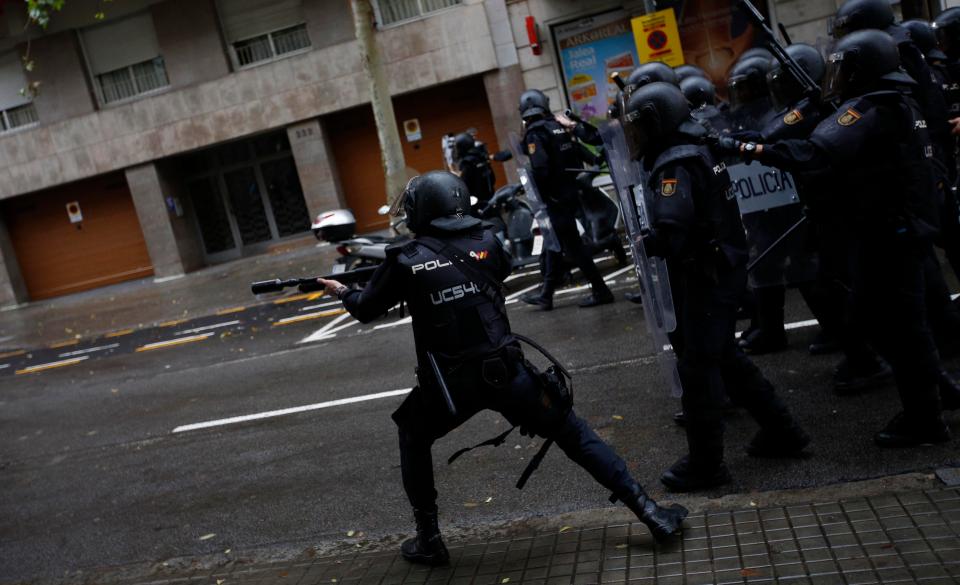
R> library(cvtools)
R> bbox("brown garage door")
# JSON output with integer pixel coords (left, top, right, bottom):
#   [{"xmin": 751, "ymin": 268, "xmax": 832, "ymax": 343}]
[
  {"xmin": 3, "ymin": 174, "xmax": 154, "ymax": 300},
  {"xmin": 326, "ymin": 75, "xmax": 506, "ymax": 233}
]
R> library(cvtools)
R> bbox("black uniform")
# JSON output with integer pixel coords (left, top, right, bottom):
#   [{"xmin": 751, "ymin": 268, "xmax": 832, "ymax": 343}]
[
  {"xmin": 644, "ymin": 139, "xmax": 806, "ymax": 485},
  {"xmin": 754, "ymin": 90, "xmax": 948, "ymax": 435},
  {"xmin": 458, "ymin": 148, "xmax": 496, "ymax": 210},
  {"xmin": 523, "ymin": 117, "xmax": 612, "ymax": 303},
  {"xmin": 341, "ymin": 227, "xmax": 641, "ymax": 513}
]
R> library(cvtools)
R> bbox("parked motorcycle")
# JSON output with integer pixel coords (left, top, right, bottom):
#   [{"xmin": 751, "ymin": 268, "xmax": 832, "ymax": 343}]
[
  {"xmin": 311, "ymin": 208, "xmax": 410, "ymax": 274},
  {"xmin": 476, "ymin": 182, "xmax": 537, "ymax": 268}
]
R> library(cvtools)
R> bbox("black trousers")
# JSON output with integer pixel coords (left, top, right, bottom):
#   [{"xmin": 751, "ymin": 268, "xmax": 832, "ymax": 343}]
[
  {"xmin": 393, "ymin": 354, "xmax": 635, "ymax": 511},
  {"xmin": 541, "ymin": 206, "xmax": 605, "ymax": 295},
  {"xmin": 852, "ymin": 238, "xmax": 942, "ymax": 419},
  {"xmin": 668, "ymin": 260, "xmax": 793, "ymax": 466}
]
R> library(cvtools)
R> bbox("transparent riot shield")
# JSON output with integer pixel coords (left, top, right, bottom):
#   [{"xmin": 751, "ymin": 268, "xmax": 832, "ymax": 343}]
[
  {"xmin": 599, "ymin": 120, "xmax": 682, "ymax": 397},
  {"xmin": 509, "ymin": 132, "xmax": 561, "ymax": 253},
  {"xmin": 727, "ymin": 162, "xmax": 817, "ymax": 287}
]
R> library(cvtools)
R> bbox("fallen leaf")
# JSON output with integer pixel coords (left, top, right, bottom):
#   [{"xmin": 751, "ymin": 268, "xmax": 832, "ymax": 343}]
[
  {"xmin": 224, "ymin": 549, "xmax": 231, "ymax": 554},
  {"xmin": 216, "ymin": 580, "xmax": 225, "ymax": 585},
  {"xmin": 464, "ymin": 502, "xmax": 479, "ymax": 508},
  {"xmin": 501, "ymin": 578, "xmax": 510, "ymax": 584},
  {"xmin": 615, "ymin": 544, "xmax": 628, "ymax": 549},
  {"xmin": 749, "ymin": 501, "xmax": 757, "ymax": 507},
  {"xmin": 279, "ymin": 571, "xmax": 289, "ymax": 577},
  {"xmin": 559, "ymin": 526, "xmax": 572, "ymax": 533},
  {"xmin": 347, "ymin": 530, "xmax": 355, "ymax": 537},
  {"xmin": 485, "ymin": 497, "xmax": 493, "ymax": 503},
  {"xmin": 740, "ymin": 568, "xmax": 761, "ymax": 577},
  {"xmin": 199, "ymin": 533, "xmax": 216, "ymax": 541},
  {"xmin": 111, "ymin": 388, "xmax": 119, "ymax": 394},
  {"xmin": 612, "ymin": 415, "xmax": 623, "ymax": 421}
]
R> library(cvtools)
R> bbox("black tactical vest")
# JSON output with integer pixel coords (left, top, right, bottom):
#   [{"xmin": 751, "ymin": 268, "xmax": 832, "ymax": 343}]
[
  {"xmin": 393, "ymin": 228, "xmax": 513, "ymax": 363},
  {"xmin": 649, "ymin": 143, "xmax": 748, "ymax": 268},
  {"xmin": 524, "ymin": 118, "xmax": 582, "ymax": 203}
]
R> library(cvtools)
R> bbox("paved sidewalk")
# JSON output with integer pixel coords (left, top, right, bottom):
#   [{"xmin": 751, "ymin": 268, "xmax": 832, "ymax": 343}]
[
  {"xmin": 43, "ymin": 473, "xmax": 960, "ymax": 585},
  {"xmin": 0, "ymin": 235, "xmax": 339, "ymax": 350}
]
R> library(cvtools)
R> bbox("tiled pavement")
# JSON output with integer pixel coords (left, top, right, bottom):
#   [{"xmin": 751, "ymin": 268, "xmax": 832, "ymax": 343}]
[{"xmin": 93, "ymin": 486, "xmax": 960, "ymax": 585}]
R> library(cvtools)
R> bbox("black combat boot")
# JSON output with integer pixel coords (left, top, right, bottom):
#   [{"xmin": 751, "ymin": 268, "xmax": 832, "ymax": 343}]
[
  {"xmin": 874, "ymin": 411, "xmax": 951, "ymax": 448},
  {"xmin": 737, "ymin": 287, "xmax": 788, "ymax": 355},
  {"xmin": 400, "ymin": 508, "xmax": 449, "ymax": 566},
  {"xmin": 521, "ymin": 284, "xmax": 554, "ymax": 311},
  {"xmin": 745, "ymin": 423, "xmax": 810, "ymax": 457},
  {"xmin": 938, "ymin": 371, "xmax": 960, "ymax": 411},
  {"xmin": 579, "ymin": 282, "xmax": 615, "ymax": 308},
  {"xmin": 661, "ymin": 423, "xmax": 731, "ymax": 492},
  {"xmin": 621, "ymin": 484, "xmax": 688, "ymax": 542},
  {"xmin": 833, "ymin": 356, "xmax": 892, "ymax": 395}
]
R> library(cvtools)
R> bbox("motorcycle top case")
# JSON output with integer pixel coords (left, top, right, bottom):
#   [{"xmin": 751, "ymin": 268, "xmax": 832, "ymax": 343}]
[
  {"xmin": 509, "ymin": 132, "xmax": 562, "ymax": 254},
  {"xmin": 599, "ymin": 119, "xmax": 682, "ymax": 397}
]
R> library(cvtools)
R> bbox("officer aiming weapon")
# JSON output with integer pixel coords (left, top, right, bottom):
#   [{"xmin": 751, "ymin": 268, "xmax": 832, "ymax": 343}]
[
  {"xmin": 250, "ymin": 266, "xmax": 379, "ymax": 295},
  {"xmin": 738, "ymin": 0, "xmax": 821, "ymax": 99}
]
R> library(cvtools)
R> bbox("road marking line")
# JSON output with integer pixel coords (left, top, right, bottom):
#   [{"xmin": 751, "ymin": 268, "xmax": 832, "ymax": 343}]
[
  {"xmin": 106, "ymin": 329, "xmax": 135, "ymax": 338},
  {"xmin": 506, "ymin": 283, "xmax": 540, "ymax": 302},
  {"xmin": 373, "ymin": 316, "xmax": 412, "ymax": 330},
  {"xmin": 175, "ymin": 320, "xmax": 240, "ymax": 336},
  {"xmin": 135, "ymin": 333, "xmax": 213, "ymax": 352},
  {"xmin": 273, "ymin": 292, "xmax": 326, "ymax": 305},
  {"xmin": 299, "ymin": 312, "xmax": 353, "ymax": 343},
  {"xmin": 0, "ymin": 364, "xmax": 9, "ymax": 370},
  {"xmin": 16, "ymin": 356, "xmax": 89, "ymax": 375},
  {"xmin": 272, "ymin": 308, "xmax": 345, "ymax": 327},
  {"xmin": 159, "ymin": 319, "xmax": 188, "ymax": 327},
  {"xmin": 735, "ymin": 318, "xmax": 820, "ymax": 339},
  {"xmin": 58, "ymin": 343, "xmax": 120, "ymax": 358},
  {"xmin": 216, "ymin": 306, "xmax": 246, "ymax": 316},
  {"xmin": 172, "ymin": 388, "xmax": 414, "ymax": 433},
  {"xmin": 300, "ymin": 300, "xmax": 342, "ymax": 312},
  {"xmin": 49, "ymin": 339, "xmax": 79, "ymax": 349},
  {"xmin": 0, "ymin": 349, "xmax": 25, "ymax": 359}
]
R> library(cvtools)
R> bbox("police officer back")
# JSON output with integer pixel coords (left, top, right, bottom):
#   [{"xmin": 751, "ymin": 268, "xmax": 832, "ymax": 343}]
[
  {"xmin": 622, "ymin": 83, "xmax": 810, "ymax": 492},
  {"xmin": 517, "ymin": 90, "xmax": 614, "ymax": 310},
  {"xmin": 453, "ymin": 132, "xmax": 495, "ymax": 212},
  {"xmin": 318, "ymin": 171, "xmax": 687, "ymax": 565}
]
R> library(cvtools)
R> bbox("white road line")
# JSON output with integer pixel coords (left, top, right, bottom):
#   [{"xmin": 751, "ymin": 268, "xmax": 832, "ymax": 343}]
[
  {"xmin": 299, "ymin": 312, "xmax": 353, "ymax": 343},
  {"xmin": 735, "ymin": 318, "xmax": 820, "ymax": 339},
  {"xmin": 172, "ymin": 388, "xmax": 414, "ymax": 433},
  {"xmin": 374, "ymin": 316, "xmax": 412, "ymax": 330},
  {"xmin": 506, "ymin": 283, "xmax": 541, "ymax": 302},
  {"xmin": 602, "ymin": 265, "xmax": 635, "ymax": 281},
  {"xmin": 0, "ymin": 364, "xmax": 8, "ymax": 370},
  {"xmin": 175, "ymin": 320, "xmax": 240, "ymax": 336},
  {"xmin": 58, "ymin": 343, "xmax": 120, "ymax": 358},
  {"xmin": 300, "ymin": 300, "xmax": 342, "ymax": 312}
]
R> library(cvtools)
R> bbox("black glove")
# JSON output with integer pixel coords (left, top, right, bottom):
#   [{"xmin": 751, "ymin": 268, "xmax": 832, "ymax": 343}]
[{"xmin": 715, "ymin": 136, "xmax": 744, "ymax": 153}]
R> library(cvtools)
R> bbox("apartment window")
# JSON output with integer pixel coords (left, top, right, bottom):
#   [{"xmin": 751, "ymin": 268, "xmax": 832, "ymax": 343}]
[
  {"xmin": 374, "ymin": 0, "xmax": 461, "ymax": 26},
  {"xmin": 82, "ymin": 12, "xmax": 169, "ymax": 105},
  {"xmin": 0, "ymin": 51, "xmax": 39, "ymax": 133},
  {"xmin": 218, "ymin": 0, "xmax": 311, "ymax": 69}
]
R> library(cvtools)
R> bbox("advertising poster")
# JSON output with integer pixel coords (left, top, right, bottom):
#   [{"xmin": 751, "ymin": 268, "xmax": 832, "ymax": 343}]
[{"xmin": 555, "ymin": 11, "xmax": 639, "ymax": 125}]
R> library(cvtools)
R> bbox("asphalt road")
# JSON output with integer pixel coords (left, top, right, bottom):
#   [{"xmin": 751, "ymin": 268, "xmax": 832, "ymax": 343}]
[{"xmin": 1, "ymin": 258, "xmax": 958, "ymax": 583}]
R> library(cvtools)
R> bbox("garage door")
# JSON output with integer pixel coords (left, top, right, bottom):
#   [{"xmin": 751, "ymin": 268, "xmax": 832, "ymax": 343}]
[
  {"xmin": 3, "ymin": 174, "xmax": 154, "ymax": 300},
  {"xmin": 326, "ymin": 75, "xmax": 506, "ymax": 233}
]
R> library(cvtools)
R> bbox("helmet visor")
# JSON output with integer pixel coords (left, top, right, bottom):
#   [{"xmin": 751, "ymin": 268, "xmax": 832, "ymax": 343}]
[
  {"xmin": 621, "ymin": 110, "xmax": 650, "ymax": 161},
  {"xmin": 935, "ymin": 24, "xmax": 958, "ymax": 59},
  {"xmin": 822, "ymin": 51, "xmax": 848, "ymax": 103},
  {"xmin": 766, "ymin": 68, "xmax": 803, "ymax": 112},
  {"xmin": 728, "ymin": 74, "xmax": 766, "ymax": 111}
]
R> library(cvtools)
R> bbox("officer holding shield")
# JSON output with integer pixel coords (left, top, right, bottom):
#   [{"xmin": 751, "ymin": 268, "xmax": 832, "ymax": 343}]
[{"xmin": 619, "ymin": 82, "xmax": 809, "ymax": 492}]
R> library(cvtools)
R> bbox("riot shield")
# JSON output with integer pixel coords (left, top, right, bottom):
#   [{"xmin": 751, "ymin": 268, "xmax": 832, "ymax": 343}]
[
  {"xmin": 599, "ymin": 120, "xmax": 682, "ymax": 397},
  {"xmin": 509, "ymin": 132, "xmax": 561, "ymax": 253},
  {"xmin": 727, "ymin": 162, "xmax": 817, "ymax": 287}
]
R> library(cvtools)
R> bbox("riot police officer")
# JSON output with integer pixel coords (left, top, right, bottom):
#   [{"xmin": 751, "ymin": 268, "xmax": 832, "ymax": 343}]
[
  {"xmin": 517, "ymin": 90, "xmax": 614, "ymax": 309},
  {"xmin": 680, "ymin": 75, "xmax": 732, "ymax": 134},
  {"xmin": 933, "ymin": 7, "xmax": 960, "ymax": 121},
  {"xmin": 453, "ymin": 132, "xmax": 496, "ymax": 211},
  {"xmin": 675, "ymin": 64, "xmax": 709, "ymax": 83},
  {"xmin": 719, "ymin": 30, "xmax": 954, "ymax": 446},
  {"xmin": 727, "ymin": 56, "xmax": 777, "ymax": 131},
  {"xmin": 622, "ymin": 83, "xmax": 810, "ymax": 491},
  {"xmin": 318, "ymin": 171, "xmax": 688, "ymax": 564}
]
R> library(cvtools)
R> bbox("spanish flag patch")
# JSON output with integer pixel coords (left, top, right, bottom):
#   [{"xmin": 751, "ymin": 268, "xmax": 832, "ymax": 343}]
[
  {"xmin": 661, "ymin": 179, "xmax": 677, "ymax": 196},
  {"xmin": 838, "ymin": 108, "xmax": 862, "ymax": 126},
  {"xmin": 527, "ymin": 143, "xmax": 537, "ymax": 155},
  {"xmin": 784, "ymin": 109, "xmax": 803, "ymax": 125}
]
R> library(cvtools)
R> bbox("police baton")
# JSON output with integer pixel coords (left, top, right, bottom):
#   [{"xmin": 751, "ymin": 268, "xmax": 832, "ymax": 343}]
[
  {"xmin": 746, "ymin": 215, "xmax": 808, "ymax": 273},
  {"xmin": 426, "ymin": 351, "xmax": 458, "ymax": 418}
]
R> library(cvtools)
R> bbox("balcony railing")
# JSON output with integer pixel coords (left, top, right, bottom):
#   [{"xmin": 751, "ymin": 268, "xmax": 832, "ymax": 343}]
[
  {"xmin": 97, "ymin": 57, "xmax": 170, "ymax": 104},
  {"xmin": 234, "ymin": 23, "xmax": 311, "ymax": 69},
  {"xmin": 375, "ymin": 0, "xmax": 460, "ymax": 26}
]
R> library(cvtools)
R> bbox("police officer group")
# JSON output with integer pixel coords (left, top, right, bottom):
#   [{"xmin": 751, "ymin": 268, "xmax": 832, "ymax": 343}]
[{"xmin": 317, "ymin": 0, "xmax": 959, "ymax": 566}]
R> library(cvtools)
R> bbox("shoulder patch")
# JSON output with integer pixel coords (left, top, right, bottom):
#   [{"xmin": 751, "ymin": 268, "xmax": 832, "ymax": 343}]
[
  {"xmin": 837, "ymin": 108, "xmax": 862, "ymax": 126},
  {"xmin": 784, "ymin": 109, "xmax": 803, "ymax": 125},
  {"xmin": 660, "ymin": 179, "xmax": 677, "ymax": 197},
  {"xmin": 527, "ymin": 143, "xmax": 536, "ymax": 155}
]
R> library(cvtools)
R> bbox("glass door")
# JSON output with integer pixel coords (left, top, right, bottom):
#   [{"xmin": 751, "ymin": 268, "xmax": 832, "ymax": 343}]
[
  {"xmin": 222, "ymin": 167, "xmax": 273, "ymax": 246},
  {"xmin": 187, "ymin": 176, "xmax": 240, "ymax": 263}
]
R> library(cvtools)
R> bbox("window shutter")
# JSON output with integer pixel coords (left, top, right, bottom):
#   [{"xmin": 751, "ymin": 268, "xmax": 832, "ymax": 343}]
[
  {"xmin": 0, "ymin": 51, "xmax": 31, "ymax": 110},
  {"xmin": 82, "ymin": 12, "xmax": 162, "ymax": 75},
  {"xmin": 218, "ymin": 0, "xmax": 305, "ymax": 42}
]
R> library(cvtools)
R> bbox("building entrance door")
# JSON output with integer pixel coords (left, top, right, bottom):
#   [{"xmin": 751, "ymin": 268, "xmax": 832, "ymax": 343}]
[{"xmin": 181, "ymin": 131, "xmax": 310, "ymax": 263}]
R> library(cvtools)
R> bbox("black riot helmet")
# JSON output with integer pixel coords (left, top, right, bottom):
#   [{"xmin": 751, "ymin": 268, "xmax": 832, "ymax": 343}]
[
  {"xmin": 903, "ymin": 19, "xmax": 948, "ymax": 61},
  {"xmin": 398, "ymin": 171, "xmax": 481, "ymax": 234},
  {"xmin": 823, "ymin": 29, "xmax": 912, "ymax": 102},
  {"xmin": 933, "ymin": 7, "xmax": 960, "ymax": 61},
  {"xmin": 625, "ymin": 62, "xmax": 679, "ymax": 93},
  {"xmin": 766, "ymin": 43, "xmax": 826, "ymax": 111},
  {"xmin": 727, "ymin": 56, "xmax": 773, "ymax": 111},
  {"xmin": 674, "ymin": 64, "xmax": 708, "ymax": 82},
  {"xmin": 454, "ymin": 132, "xmax": 475, "ymax": 160},
  {"xmin": 832, "ymin": 0, "xmax": 895, "ymax": 38},
  {"xmin": 680, "ymin": 75, "xmax": 717, "ymax": 107},
  {"xmin": 518, "ymin": 89, "xmax": 550, "ymax": 120},
  {"xmin": 739, "ymin": 47, "xmax": 775, "ymax": 62},
  {"xmin": 622, "ymin": 82, "xmax": 691, "ymax": 160}
]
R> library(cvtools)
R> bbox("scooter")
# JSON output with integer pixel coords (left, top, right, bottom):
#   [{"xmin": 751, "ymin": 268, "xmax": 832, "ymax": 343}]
[
  {"xmin": 311, "ymin": 208, "xmax": 410, "ymax": 274},
  {"xmin": 476, "ymin": 182, "xmax": 537, "ymax": 268}
]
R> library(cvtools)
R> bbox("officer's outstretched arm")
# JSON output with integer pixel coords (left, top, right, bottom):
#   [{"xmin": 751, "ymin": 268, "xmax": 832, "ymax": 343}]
[{"xmin": 337, "ymin": 258, "xmax": 406, "ymax": 324}]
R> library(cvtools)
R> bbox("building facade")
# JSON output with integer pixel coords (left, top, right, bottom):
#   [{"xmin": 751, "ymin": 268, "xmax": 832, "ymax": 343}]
[{"xmin": 0, "ymin": 0, "xmax": 951, "ymax": 304}]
